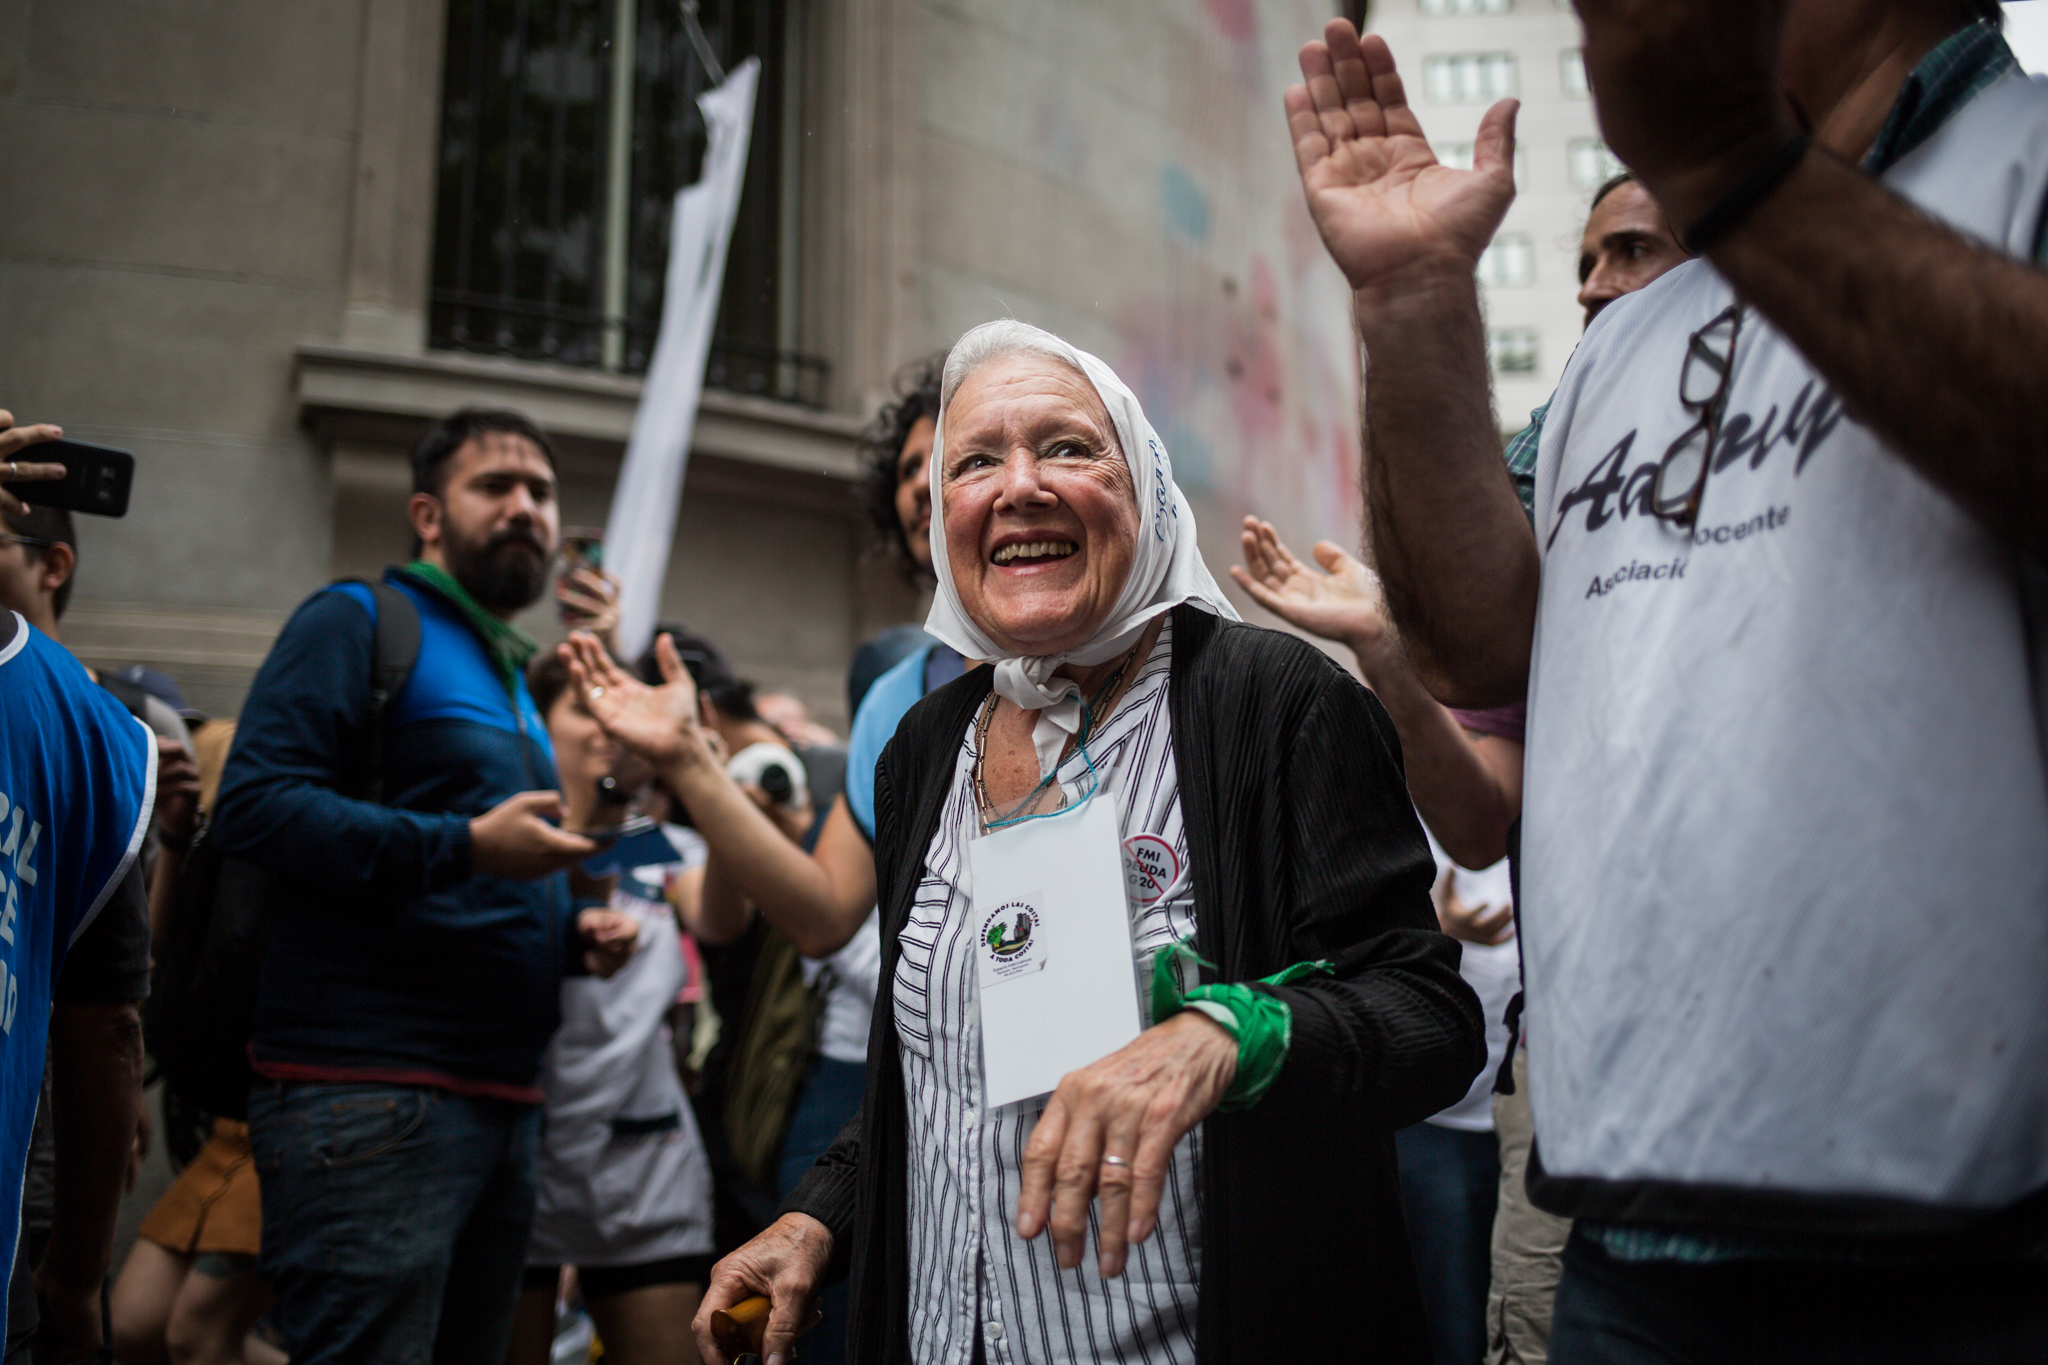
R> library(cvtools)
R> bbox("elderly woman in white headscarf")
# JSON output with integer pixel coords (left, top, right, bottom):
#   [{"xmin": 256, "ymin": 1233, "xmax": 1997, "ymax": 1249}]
[{"xmin": 567, "ymin": 321, "xmax": 1482, "ymax": 1365}]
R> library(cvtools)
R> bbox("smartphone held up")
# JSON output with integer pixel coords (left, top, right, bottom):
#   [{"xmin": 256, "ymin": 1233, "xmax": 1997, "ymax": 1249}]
[
  {"xmin": 14, "ymin": 438, "xmax": 135, "ymax": 517},
  {"xmin": 557, "ymin": 526, "xmax": 606, "ymax": 626}
]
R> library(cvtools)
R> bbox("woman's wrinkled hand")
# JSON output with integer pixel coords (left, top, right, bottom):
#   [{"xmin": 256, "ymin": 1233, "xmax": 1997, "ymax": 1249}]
[
  {"xmin": 561, "ymin": 631, "xmax": 710, "ymax": 772},
  {"xmin": 1016, "ymin": 1010, "xmax": 1237, "ymax": 1278},
  {"xmin": 693, "ymin": 1213, "xmax": 831, "ymax": 1365},
  {"xmin": 1230, "ymin": 515, "xmax": 1393, "ymax": 657}
]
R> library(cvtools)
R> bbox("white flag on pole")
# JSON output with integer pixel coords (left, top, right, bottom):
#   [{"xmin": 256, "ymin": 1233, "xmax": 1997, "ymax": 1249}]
[{"xmin": 605, "ymin": 56, "xmax": 760, "ymax": 661}]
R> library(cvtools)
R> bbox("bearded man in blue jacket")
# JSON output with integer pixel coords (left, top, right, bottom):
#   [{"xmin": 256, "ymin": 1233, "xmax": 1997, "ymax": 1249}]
[{"xmin": 214, "ymin": 408, "xmax": 637, "ymax": 1365}]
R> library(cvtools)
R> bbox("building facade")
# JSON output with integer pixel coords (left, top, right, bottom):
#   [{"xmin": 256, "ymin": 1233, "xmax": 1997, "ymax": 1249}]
[{"xmin": 1, "ymin": 0, "xmax": 1374, "ymax": 723}]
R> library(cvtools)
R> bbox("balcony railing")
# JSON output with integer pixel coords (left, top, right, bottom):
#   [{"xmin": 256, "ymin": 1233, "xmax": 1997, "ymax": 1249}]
[{"xmin": 429, "ymin": 288, "xmax": 829, "ymax": 409}]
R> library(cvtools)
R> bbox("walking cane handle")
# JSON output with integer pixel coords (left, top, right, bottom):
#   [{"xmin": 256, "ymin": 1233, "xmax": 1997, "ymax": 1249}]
[{"xmin": 711, "ymin": 1295, "xmax": 772, "ymax": 1352}]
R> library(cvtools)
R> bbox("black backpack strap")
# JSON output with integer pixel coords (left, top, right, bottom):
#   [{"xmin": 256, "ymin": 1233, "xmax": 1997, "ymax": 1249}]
[
  {"xmin": 363, "ymin": 580, "xmax": 422, "ymax": 720},
  {"xmin": 335, "ymin": 577, "xmax": 422, "ymax": 804}
]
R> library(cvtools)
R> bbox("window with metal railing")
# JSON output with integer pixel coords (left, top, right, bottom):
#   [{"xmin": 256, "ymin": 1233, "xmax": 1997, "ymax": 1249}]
[{"xmin": 429, "ymin": 0, "xmax": 827, "ymax": 407}]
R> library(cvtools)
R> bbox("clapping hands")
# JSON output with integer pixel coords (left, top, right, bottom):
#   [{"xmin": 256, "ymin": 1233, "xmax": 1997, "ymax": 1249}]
[
  {"xmin": 560, "ymin": 631, "xmax": 712, "ymax": 772},
  {"xmin": 1230, "ymin": 516, "xmax": 1394, "ymax": 658}
]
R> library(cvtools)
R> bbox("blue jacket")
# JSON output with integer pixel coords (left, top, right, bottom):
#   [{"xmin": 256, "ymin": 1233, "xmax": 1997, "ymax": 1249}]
[{"xmin": 213, "ymin": 569, "xmax": 581, "ymax": 1095}]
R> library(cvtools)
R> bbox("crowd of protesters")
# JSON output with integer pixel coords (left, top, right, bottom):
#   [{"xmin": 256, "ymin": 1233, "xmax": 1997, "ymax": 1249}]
[{"xmin": 2, "ymin": 1, "xmax": 2046, "ymax": 1363}]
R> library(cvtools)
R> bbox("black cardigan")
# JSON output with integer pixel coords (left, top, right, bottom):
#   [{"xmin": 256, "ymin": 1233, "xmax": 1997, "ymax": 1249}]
[{"xmin": 786, "ymin": 605, "xmax": 1486, "ymax": 1363}]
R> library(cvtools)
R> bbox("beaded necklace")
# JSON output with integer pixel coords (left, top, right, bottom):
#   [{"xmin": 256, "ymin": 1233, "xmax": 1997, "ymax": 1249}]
[{"xmin": 971, "ymin": 632, "xmax": 1149, "ymax": 831}]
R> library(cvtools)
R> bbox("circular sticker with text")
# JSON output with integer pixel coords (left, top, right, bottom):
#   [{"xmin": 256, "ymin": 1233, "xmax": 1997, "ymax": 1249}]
[
  {"xmin": 981, "ymin": 900, "xmax": 1045, "ymax": 981},
  {"xmin": 1123, "ymin": 834, "xmax": 1181, "ymax": 906}
]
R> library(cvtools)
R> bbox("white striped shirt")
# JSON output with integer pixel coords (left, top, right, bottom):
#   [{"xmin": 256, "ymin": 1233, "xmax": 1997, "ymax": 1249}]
[{"xmin": 894, "ymin": 622, "xmax": 1202, "ymax": 1365}]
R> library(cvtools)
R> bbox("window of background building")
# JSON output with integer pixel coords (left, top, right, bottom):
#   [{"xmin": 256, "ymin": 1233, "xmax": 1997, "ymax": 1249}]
[
  {"xmin": 1477, "ymin": 234, "xmax": 1535, "ymax": 287},
  {"xmin": 1488, "ymin": 327, "xmax": 1539, "ymax": 375},
  {"xmin": 429, "ymin": 0, "xmax": 825, "ymax": 406},
  {"xmin": 1560, "ymin": 47, "xmax": 1589, "ymax": 97},
  {"xmin": 1567, "ymin": 138, "xmax": 1627, "ymax": 191},
  {"xmin": 1424, "ymin": 53, "xmax": 1518, "ymax": 103},
  {"xmin": 1438, "ymin": 142, "xmax": 1530, "ymax": 187},
  {"xmin": 1420, "ymin": 0, "xmax": 1511, "ymax": 14}
]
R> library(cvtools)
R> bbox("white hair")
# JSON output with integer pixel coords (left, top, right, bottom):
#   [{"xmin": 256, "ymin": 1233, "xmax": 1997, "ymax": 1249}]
[{"xmin": 939, "ymin": 319, "xmax": 1089, "ymax": 408}]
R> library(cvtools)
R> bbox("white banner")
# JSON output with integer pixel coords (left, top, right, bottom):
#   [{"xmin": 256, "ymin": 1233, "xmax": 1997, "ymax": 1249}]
[{"xmin": 605, "ymin": 57, "xmax": 760, "ymax": 661}]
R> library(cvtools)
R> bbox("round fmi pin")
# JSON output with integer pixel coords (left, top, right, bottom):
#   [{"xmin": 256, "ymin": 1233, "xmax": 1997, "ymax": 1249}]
[{"xmin": 1122, "ymin": 833, "xmax": 1181, "ymax": 906}]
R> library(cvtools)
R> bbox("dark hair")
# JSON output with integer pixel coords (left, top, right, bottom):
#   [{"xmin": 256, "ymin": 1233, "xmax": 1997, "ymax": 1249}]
[
  {"xmin": 640, "ymin": 624, "xmax": 761, "ymax": 723},
  {"xmin": 407, "ymin": 407, "xmax": 558, "ymax": 556},
  {"xmin": 1589, "ymin": 170, "xmax": 1636, "ymax": 212},
  {"xmin": 410, "ymin": 407, "xmax": 558, "ymax": 499},
  {"xmin": 1968, "ymin": 0, "xmax": 2002, "ymax": 26},
  {"xmin": 2, "ymin": 502, "xmax": 77, "ymax": 620},
  {"xmin": 527, "ymin": 650, "xmax": 575, "ymax": 717},
  {"xmin": 859, "ymin": 354, "xmax": 946, "ymax": 581}
]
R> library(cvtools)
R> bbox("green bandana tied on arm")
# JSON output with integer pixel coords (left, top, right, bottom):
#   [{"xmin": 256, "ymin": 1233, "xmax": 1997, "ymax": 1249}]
[
  {"xmin": 1149, "ymin": 937, "xmax": 1332, "ymax": 1112},
  {"xmin": 402, "ymin": 560, "xmax": 540, "ymax": 697}
]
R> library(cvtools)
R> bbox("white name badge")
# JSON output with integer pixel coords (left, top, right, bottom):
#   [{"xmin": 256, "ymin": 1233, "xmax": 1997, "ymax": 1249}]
[{"xmin": 967, "ymin": 794, "xmax": 1143, "ymax": 1110}]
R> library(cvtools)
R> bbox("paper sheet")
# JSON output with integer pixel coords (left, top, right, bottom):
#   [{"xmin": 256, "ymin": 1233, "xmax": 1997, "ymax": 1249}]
[{"xmin": 968, "ymin": 796, "xmax": 1143, "ymax": 1109}]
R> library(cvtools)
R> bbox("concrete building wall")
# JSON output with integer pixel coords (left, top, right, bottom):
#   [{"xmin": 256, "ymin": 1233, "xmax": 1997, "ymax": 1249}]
[
  {"xmin": 0, "ymin": 0, "xmax": 927, "ymax": 728},
  {"xmin": 0, "ymin": 0, "xmax": 364, "ymax": 714},
  {"xmin": 1366, "ymin": 0, "xmax": 1602, "ymax": 437}
]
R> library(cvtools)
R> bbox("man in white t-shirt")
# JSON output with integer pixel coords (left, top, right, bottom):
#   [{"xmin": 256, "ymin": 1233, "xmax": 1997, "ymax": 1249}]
[{"xmin": 1291, "ymin": 1, "xmax": 2048, "ymax": 1359}]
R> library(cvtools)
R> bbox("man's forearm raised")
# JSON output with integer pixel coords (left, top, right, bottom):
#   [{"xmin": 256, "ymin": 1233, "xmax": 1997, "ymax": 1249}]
[
  {"xmin": 1289, "ymin": 22, "xmax": 1540, "ymax": 706},
  {"xmin": 1578, "ymin": 0, "xmax": 2048, "ymax": 560},
  {"xmin": 1358, "ymin": 274, "xmax": 1539, "ymax": 706}
]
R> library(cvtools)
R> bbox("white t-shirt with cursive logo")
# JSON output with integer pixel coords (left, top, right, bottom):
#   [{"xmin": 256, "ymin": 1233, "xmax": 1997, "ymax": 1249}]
[{"xmin": 1521, "ymin": 70, "xmax": 2048, "ymax": 1216}]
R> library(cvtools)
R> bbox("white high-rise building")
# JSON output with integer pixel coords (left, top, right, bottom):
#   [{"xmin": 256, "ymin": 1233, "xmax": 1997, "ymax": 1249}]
[{"xmin": 1367, "ymin": 0, "xmax": 1610, "ymax": 437}]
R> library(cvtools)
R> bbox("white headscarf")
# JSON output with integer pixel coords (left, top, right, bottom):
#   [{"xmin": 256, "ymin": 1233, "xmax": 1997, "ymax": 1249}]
[{"xmin": 924, "ymin": 322, "xmax": 1238, "ymax": 777}]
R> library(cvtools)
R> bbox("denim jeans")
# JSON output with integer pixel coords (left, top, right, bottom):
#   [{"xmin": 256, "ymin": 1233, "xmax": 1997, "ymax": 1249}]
[
  {"xmin": 1551, "ymin": 1226, "xmax": 2048, "ymax": 1364},
  {"xmin": 247, "ymin": 1082, "xmax": 541, "ymax": 1365},
  {"xmin": 1396, "ymin": 1121, "xmax": 1502, "ymax": 1365}
]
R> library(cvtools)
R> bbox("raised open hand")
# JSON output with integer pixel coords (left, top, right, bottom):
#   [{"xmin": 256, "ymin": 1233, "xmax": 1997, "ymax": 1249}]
[
  {"xmin": 561, "ymin": 631, "xmax": 709, "ymax": 771},
  {"xmin": 1287, "ymin": 19, "xmax": 1517, "ymax": 291},
  {"xmin": 1230, "ymin": 516, "xmax": 1392, "ymax": 654}
]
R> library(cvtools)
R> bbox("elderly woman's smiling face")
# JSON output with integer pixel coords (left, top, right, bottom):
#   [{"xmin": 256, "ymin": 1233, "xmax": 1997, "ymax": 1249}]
[{"xmin": 941, "ymin": 351, "xmax": 1140, "ymax": 659}]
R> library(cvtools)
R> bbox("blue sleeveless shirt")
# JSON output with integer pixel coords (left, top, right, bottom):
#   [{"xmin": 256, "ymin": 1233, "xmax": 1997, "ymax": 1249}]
[{"xmin": 0, "ymin": 614, "xmax": 152, "ymax": 1331}]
